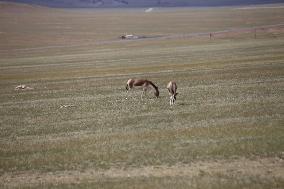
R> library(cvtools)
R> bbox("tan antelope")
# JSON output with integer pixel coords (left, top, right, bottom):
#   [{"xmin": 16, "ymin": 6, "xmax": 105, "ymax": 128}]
[
  {"xmin": 126, "ymin": 79, "xmax": 159, "ymax": 98},
  {"xmin": 167, "ymin": 81, "xmax": 178, "ymax": 105}
]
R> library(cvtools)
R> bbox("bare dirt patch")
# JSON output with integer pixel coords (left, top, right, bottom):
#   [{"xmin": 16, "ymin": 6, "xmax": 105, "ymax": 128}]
[{"xmin": 1, "ymin": 157, "xmax": 283, "ymax": 188}]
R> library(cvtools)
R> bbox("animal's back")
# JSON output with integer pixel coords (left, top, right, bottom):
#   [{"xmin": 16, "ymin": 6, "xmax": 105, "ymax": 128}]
[
  {"xmin": 133, "ymin": 79, "xmax": 147, "ymax": 86},
  {"xmin": 167, "ymin": 81, "xmax": 177, "ymax": 94}
]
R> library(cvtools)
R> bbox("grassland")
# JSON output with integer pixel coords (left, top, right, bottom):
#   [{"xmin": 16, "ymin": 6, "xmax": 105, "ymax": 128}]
[{"xmin": 0, "ymin": 3, "xmax": 284, "ymax": 189}]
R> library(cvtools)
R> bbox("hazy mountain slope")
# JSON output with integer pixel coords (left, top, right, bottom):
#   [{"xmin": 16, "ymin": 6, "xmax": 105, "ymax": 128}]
[
  {"xmin": 0, "ymin": 1, "xmax": 48, "ymax": 12},
  {"xmin": 3, "ymin": 0, "xmax": 284, "ymax": 8}
]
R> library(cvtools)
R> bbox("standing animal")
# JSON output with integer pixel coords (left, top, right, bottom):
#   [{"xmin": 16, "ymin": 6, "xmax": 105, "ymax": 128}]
[
  {"xmin": 167, "ymin": 81, "xmax": 178, "ymax": 105},
  {"xmin": 126, "ymin": 79, "xmax": 159, "ymax": 98}
]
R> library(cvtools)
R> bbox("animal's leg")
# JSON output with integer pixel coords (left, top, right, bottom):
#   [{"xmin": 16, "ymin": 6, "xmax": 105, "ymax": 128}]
[
  {"xmin": 141, "ymin": 87, "xmax": 147, "ymax": 100},
  {"xmin": 141, "ymin": 89, "xmax": 145, "ymax": 100},
  {"xmin": 171, "ymin": 95, "xmax": 176, "ymax": 105},
  {"xmin": 168, "ymin": 88, "xmax": 171, "ymax": 96}
]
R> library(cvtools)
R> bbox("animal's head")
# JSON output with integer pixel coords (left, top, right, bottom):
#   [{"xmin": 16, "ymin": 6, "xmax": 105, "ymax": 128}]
[
  {"xmin": 174, "ymin": 92, "xmax": 178, "ymax": 98},
  {"xmin": 172, "ymin": 93, "xmax": 178, "ymax": 102}
]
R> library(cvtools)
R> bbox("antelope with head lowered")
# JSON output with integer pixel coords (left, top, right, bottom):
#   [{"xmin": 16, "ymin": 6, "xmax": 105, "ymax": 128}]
[
  {"xmin": 126, "ymin": 79, "xmax": 159, "ymax": 99},
  {"xmin": 167, "ymin": 81, "xmax": 178, "ymax": 105}
]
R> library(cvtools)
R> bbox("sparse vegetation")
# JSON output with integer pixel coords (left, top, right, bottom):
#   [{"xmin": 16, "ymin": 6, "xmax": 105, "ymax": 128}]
[{"xmin": 0, "ymin": 3, "xmax": 284, "ymax": 189}]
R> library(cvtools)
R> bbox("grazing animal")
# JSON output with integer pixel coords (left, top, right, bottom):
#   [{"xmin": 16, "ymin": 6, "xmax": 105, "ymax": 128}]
[
  {"xmin": 126, "ymin": 79, "xmax": 159, "ymax": 98},
  {"xmin": 167, "ymin": 81, "xmax": 178, "ymax": 105}
]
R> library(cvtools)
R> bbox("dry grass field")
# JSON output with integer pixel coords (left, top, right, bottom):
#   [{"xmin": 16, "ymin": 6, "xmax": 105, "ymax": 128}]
[{"xmin": 0, "ymin": 2, "xmax": 284, "ymax": 188}]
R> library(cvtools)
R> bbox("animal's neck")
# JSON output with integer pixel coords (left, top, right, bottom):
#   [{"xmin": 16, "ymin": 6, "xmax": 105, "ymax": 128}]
[{"xmin": 148, "ymin": 81, "xmax": 159, "ymax": 94}]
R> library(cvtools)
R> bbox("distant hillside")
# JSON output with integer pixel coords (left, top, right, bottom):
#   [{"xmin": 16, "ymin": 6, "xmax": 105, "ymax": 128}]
[
  {"xmin": 3, "ymin": 0, "xmax": 284, "ymax": 8},
  {"xmin": 0, "ymin": 1, "xmax": 48, "ymax": 11}
]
